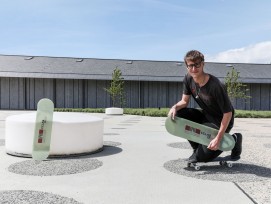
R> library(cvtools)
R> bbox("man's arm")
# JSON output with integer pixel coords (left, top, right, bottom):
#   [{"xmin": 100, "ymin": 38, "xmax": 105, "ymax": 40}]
[
  {"xmin": 168, "ymin": 94, "xmax": 190, "ymax": 120},
  {"xmin": 207, "ymin": 111, "xmax": 232, "ymax": 150}
]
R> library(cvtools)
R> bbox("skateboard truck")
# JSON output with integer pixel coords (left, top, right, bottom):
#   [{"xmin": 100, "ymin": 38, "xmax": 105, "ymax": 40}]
[{"xmin": 187, "ymin": 162, "xmax": 201, "ymax": 171}]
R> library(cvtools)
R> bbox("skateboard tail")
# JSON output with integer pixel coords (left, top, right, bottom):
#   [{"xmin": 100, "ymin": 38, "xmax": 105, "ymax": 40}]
[
  {"xmin": 219, "ymin": 141, "xmax": 235, "ymax": 151},
  {"xmin": 32, "ymin": 151, "xmax": 50, "ymax": 161}
]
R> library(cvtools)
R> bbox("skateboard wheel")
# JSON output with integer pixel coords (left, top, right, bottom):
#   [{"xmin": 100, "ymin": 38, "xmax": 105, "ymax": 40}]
[
  {"xmin": 227, "ymin": 162, "xmax": 233, "ymax": 168},
  {"xmin": 219, "ymin": 161, "xmax": 226, "ymax": 166},
  {"xmin": 194, "ymin": 166, "xmax": 200, "ymax": 171},
  {"xmin": 187, "ymin": 163, "xmax": 191, "ymax": 167}
]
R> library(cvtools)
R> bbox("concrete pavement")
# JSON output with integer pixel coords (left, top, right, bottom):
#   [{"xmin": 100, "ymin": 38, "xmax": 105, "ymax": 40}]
[{"xmin": 0, "ymin": 110, "xmax": 270, "ymax": 204}]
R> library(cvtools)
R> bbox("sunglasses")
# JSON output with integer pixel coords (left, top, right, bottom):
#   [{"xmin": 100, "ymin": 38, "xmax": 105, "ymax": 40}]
[{"xmin": 186, "ymin": 62, "xmax": 202, "ymax": 69}]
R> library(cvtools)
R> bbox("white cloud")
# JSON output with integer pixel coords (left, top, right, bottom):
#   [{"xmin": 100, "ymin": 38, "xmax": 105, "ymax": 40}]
[{"xmin": 206, "ymin": 41, "xmax": 271, "ymax": 64}]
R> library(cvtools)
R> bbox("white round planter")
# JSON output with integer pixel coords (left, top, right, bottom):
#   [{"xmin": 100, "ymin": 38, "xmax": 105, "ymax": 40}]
[
  {"xmin": 5, "ymin": 112, "xmax": 104, "ymax": 157},
  {"xmin": 105, "ymin": 107, "xmax": 124, "ymax": 115}
]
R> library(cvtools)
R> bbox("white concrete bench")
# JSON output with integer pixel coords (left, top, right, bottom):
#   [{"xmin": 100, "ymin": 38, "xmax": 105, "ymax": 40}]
[
  {"xmin": 5, "ymin": 112, "xmax": 103, "ymax": 157},
  {"xmin": 105, "ymin": 107, "xmax": 123, "ymax": 115}
]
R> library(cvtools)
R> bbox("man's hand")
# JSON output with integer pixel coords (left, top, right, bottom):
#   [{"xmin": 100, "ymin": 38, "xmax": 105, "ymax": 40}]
[
  {"xmin": 168, "ymin": 106, "xmax": 177, "ymax": 120},
  {"xmin": 207, "ymin": 137, "xmax": 221, "ymax": 151},
  {"xmin": 208, "ymin": 111, "xmax": 232, "ymax": 151},
  {"xmin": 168, "ymin": 96, "xmax": 190, "ymax": 120}
]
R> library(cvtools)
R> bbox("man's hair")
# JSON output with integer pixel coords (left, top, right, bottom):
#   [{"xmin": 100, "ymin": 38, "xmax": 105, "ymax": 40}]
[{"xmin": 184, "ymin": 50, "xmax": 205, "ymax": 64}]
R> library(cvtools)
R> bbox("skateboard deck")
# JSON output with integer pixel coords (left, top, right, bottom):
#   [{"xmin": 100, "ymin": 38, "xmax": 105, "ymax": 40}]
[
  {"xmin": 165, "ymin": 116, "xmax": 235, "ymax": 151},
  {"xmin": 32, "ymin": 98, "xmax": 54, "ymax": 161},
  {"xmin": 187, "ymin": 155, "xmax": 240, "ymax": 170}
]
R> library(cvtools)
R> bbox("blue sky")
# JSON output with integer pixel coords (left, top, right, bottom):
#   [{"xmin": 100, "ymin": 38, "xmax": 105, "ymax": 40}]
[{"xmin": 0, "ymin": 0, "xmax": 271, "ymax": 63}]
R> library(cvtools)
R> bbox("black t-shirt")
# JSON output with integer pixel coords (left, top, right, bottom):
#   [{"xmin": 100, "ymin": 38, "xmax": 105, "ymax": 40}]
[{"xmin": 183, "ymin": 73, "xmax": 234, "ymax": 129}]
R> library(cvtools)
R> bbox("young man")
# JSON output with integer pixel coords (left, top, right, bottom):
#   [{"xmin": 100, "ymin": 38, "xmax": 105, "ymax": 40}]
[{"xmin": 168, "ymin": 50, "xmax": 242, "ymax": 162}]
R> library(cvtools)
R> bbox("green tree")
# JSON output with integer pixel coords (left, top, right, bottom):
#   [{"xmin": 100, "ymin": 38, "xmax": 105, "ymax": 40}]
[
  {"xmin": 104, "ymin": 67, "xmax": 125, "ymax": 107},
  {"xmin": 224, "ymin": 66, "xmax": 250, "ymax": 100}
]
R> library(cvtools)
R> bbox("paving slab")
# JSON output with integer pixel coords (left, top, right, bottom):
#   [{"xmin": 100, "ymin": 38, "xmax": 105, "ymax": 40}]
[{"xmin": 0, "ymin": 111, "xmax": 270, "ymax": 204}]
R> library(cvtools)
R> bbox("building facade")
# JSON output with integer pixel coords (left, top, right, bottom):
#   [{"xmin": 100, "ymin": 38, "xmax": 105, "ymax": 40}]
[{"xmin": 0, "ymin": 55, "xmax": 271, "ymax": 110}]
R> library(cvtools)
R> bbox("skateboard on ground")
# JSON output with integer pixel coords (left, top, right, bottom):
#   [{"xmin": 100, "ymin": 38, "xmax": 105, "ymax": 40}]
[
  {"xmin": 32, "ymin": 98, "xmax": 54, "ymax": 161},
  {"xmin": 187, "ymin": 155, "xmax": 240, "ymax": 171},
  {"xmin": 165, "ymin": 116, "xmax": 235, "ymax": 151}
]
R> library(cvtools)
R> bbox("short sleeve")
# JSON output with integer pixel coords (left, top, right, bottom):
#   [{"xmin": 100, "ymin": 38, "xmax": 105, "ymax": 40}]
[{"xmin": 183, "ymin": 74, "xmax": 192, "ymax": 95}]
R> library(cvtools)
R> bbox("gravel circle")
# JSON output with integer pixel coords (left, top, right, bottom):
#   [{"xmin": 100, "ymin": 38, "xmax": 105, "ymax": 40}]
[
  {"xmin": 8, "ymin": 158, "xmax": 102, "ymax": 176},
  {"xmin": 103, "ymin": 141, "xmax": 122, "ymax": 147},
  {"xmin": 167, "ymin": 142, "xmax": 192, "ymax": 149},
  {"xmin": 0, "ymin": 139, "xmax": 5, "ymax": 146},
  {"xmin": 164, "ymin": 158, "xmax": 271, "ymax": 182},
  {"xmin": 0, "ymin": 190, "xmax": 82, "ymax": 204}
]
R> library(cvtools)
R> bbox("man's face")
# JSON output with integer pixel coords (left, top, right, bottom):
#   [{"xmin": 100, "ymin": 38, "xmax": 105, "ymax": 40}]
[{"xmin": 186, "ymin": 59, "xmax": 204, "ymax": 77}]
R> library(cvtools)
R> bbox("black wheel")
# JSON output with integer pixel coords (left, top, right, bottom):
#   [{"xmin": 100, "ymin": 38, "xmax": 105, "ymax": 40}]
[{"xmin": 219, "ymin": 161, "xmax": 226, "ymax": 166}]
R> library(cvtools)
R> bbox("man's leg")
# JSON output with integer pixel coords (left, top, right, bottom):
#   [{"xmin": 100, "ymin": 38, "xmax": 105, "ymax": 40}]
[
  {"xmin": 231, "ymin": 133, "xmax": 242, "ymax": 160},
  {"xmin": 195, "ymin": 145, "xmax": 222, "ymax": 162},
  {"xmin": 176, "ymin": 108, "xmax": 205, "ymax": 122},
  {"xmin": 176, "ymin": 108, "xmax": 206, "ymax": 162},
  {"xmin": 192, "ymin": 122, "xmax": 223, "ymax": 162},
  {"xmin": 175, "ymin": 108, "xmax": 230, "ymax": 162}
]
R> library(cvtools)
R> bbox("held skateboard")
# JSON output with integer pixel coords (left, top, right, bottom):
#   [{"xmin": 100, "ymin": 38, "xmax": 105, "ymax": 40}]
[
  {"xmin": 32, "ymin": 98, "xmax": 54, "ymax": 161},
  {"xmin": 187, "ymin": 155, "xmax": 240, "ymax": 171},
  {"xmin": 165, "ymin": 116, "xmax": 235, "ymax": 151}
]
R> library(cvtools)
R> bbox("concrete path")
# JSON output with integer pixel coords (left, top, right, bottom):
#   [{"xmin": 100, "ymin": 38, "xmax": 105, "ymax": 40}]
[{"xmin": 0, "ymin": 111, "xmax": 270, "ymax": 204}]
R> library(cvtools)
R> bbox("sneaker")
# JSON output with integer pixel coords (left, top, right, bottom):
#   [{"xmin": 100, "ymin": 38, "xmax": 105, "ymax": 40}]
[
  {"xmin": 231, "ymin": 133, "xmax": 242, "ymax": 160},
  {"xmin": 188, "ymin": 149, "xmax": 198, "ymax": 163}
]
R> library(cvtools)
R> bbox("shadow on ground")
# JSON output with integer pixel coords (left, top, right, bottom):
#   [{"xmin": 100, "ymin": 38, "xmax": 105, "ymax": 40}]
[{"xmin": 164, "ymin": 158, "xmax": 271, "ymax": 182}]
